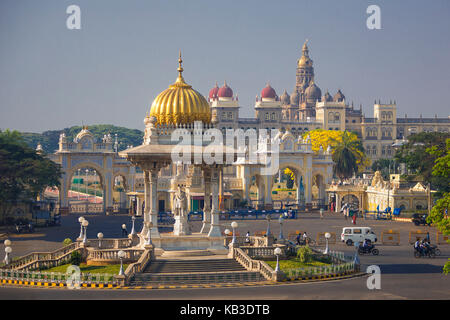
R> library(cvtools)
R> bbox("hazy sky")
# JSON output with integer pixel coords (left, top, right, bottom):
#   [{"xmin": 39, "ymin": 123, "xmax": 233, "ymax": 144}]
[{"xmin": 1, "ymin": 0, "xmax": 449, "ymax": 133}]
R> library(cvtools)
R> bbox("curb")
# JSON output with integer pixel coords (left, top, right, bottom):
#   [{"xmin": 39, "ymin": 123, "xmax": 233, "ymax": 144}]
[
  {"xmin": 0, "ymin": 279, "xmax": 118, "ymax": 289},
  {"xmin": 0, "ymin": 271, "xmax": 365, "ymax": 290}
]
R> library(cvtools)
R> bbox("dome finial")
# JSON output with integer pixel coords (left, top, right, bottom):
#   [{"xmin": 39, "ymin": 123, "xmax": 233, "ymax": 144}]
[{"xmin": 177, "ymin": 50, "xmax": 184, "ymax": 76}]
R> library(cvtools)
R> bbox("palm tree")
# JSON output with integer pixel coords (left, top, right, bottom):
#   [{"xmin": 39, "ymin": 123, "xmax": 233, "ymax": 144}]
[{"xmin": 331, "ymin": 131, "xmax": 365, "ymax": 182}]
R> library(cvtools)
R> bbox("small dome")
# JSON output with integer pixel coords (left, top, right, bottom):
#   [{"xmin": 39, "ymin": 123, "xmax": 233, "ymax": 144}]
[
  {"xmin": 322, "ymin": 90, "xmax": 332, "ymax": 102},
  {"xmin": 290, "ymin": 89, "xmax": 300, "ymax": 105},
  {"xmin": 280, "ymin": 90, "xmax": 290, "ymax": 105},
  {"xmin": 304, "ymin": 80, "xmax": 322, "ymax": 101},
  {"xmin": 209, "ymin": 82, "xmax": 219, "ymax": 99},
  {"xmin": 261, "ymin": 83, "xmax": 277, "ymax": 99},
  {"xmin": 333, "ymin": 89, "xmax": 345, "ymax": 102},
  {"xmin": 218, "ymin": 81, "xmax": 233, "ymax": 98}
]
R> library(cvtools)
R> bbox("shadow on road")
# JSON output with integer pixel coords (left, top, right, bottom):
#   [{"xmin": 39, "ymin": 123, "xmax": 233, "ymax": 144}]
[{"xmin": 379, "ymin": 263, "xmax": 443, "ymax": 274}]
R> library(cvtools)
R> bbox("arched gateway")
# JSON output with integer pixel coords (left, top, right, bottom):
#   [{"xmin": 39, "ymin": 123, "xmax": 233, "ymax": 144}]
[{"xmin": 49, "ymin": 127, "xmax": 136, "ymax": 215}]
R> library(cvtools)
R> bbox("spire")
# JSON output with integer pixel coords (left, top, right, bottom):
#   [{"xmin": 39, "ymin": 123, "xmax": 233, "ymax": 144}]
[
  {"xmin": 302, "ymin": 39, "xmax": 309, "ymax": 56},
  {"xmin": 175, "ymin": 50, "xmax": 186, "ymax": 84}
]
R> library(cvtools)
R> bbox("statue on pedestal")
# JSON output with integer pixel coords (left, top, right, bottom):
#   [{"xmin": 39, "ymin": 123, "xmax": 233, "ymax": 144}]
[{"xmin": 173, "ymin": 185, "xmax": 191, "ymax": 236}]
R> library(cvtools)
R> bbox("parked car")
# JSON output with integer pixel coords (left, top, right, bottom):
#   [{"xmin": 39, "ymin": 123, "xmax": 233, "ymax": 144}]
[
  {"xmin": 341, "ymin": 227, "xmax": 377, "ymax": 246},
  {"xmin": 412, "ymin": 213, "xmax": 431, "ymax": 226}
]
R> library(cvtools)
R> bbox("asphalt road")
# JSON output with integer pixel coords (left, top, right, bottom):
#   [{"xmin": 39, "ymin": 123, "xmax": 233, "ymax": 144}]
[{"xmin": 0, "ymin": 211, "xmax": 449, "ymax": 300}]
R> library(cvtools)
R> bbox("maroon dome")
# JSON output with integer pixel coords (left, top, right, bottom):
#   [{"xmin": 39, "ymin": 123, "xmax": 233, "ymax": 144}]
[
  {"xmin": 261, "ymin": 83, "xmax": 277, "ymax": 99},
  {"xmin": 218, "ymin": 81, "xmax": 233, "ymax": 98},
  {"xmin": 209, "ymin": 82, "xmax": 219, "ymax": 99}
]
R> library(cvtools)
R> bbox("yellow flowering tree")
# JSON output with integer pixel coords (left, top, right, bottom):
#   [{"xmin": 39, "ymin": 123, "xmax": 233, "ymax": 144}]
[{"xmin": 302, "ymin": 129, "xmax": 369, "ymax": 173}]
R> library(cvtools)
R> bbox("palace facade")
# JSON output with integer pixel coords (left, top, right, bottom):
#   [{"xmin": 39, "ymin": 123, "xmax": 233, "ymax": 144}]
[{"xmin": 209, "ymin": 41, "xmax": 450, "ymax": 167}]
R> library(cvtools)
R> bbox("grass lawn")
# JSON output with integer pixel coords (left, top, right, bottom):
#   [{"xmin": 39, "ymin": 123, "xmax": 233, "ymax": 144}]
[
  {"xmin": 41, "ymin": 263, "xmax": 129, "ymax": 274},
  {"xmin": 265, "ymin": 258, "xmax": 330, "ymax": 270}
]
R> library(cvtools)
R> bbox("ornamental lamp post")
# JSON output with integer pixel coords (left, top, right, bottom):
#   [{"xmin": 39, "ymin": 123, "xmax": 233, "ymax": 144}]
[
  {"xmin": 97, "ymin": 232, "xmax": 104, "ymax": 248},
  {"xmin": 118, "ymin": 250, "xmax": 126, "ymax": 276},
  {"xmin": 4, "ymin": 246, "xmax": 12, "ymax": 266},
  {"xmin": 4, "ymin": 239, "xmax": 11, "ymax": 247},
  {"xmin": 82, "ymin": 219, "xmax": 89, "ymax": 244},
  {"xmin": 324, "ymin": 232, "xmax": 331, "ymax": 254},
  {"xmin": 274, "ymin": 247, "xmax": 282, "ymax": 272},
  {"xmin": 231, "ymin": 221, "xmax": 238, "ymax": 245},
  {"xmin": 78, "ymin": 216, "xmax": 85, "ymax": 239}
]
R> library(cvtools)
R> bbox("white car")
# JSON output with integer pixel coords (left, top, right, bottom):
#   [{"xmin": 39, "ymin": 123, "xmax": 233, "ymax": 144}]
[{"xmin": 341, "ymin": 227, "xmax": 377, "ymax": 246}]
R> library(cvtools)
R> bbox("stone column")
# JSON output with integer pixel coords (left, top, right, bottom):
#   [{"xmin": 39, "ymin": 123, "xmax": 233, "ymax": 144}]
[
  {"xmin": 59, "ymin": 175, "xmax": 69, "ymax": 215},
  {"xmin": 264, "ymin": 175, "xmax": 273, "ymax": 210},
  {"xmin": 141, "ymin": 170, "xmax": 150, "ymax": 236},
  {"xmin": 305, "ymin": 169, "xmax": 312, "ymax": 211},
  {"xmin": 200, "ymin": 167, "xmax": 211, "ymax": 234},
  {"xmin": 208, "ymin": 166, "xmax": 222, "ymax": 237},
  {"xmin": 149, "ymin": 169, "xmax": 160, "ymax": 238}
]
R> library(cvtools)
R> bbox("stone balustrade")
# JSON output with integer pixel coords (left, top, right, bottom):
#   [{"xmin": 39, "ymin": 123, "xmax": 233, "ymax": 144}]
[
  {"xmin": 86, "ymin": 248, "xmax": 144, "ymax": 263},
  {"xmin": 122, "ymin": 247, "xmax": 153, "ymax": 285}
]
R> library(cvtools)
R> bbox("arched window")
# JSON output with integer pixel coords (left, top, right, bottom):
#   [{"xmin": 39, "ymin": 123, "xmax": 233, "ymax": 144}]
[
  {"xmin": 328, "ymin": 112, "xmax": 334, "ymax": 122},
  {"xmin": 334, "ymin": 112, "xmax": 340, "ymax": 122}
]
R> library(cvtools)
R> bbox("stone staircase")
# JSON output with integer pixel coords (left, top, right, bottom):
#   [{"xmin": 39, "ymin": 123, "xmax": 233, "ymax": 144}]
[{"xmin": 130, "ymin": 258, "xmax": 261, "ymax": 285}]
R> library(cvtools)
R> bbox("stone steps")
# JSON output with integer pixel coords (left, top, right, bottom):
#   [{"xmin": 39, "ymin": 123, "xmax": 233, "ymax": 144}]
[
  {"xmin": 145, "ymin": 259, "xmax": 246, "ymax": 273},
  {"xmin": 129, "ymin": 258, "xmax": 261, "ymax": 285},
  {"xmin": 131, "ymin": 271, "xmax": 261, "ymax": 285}
]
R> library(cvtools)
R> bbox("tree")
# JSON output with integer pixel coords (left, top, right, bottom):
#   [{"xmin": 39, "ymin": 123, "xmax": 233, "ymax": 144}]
[
  {"xmin": 371, "ymin": 159, "xmax": 400, "ymax": 180},
  {"xmin": 330, "ymin": 131, "xmax": 365, "ymax": 181},
  {"xmin": 395, "ymin": 132, "xmax": 450, "ymax": 194},
  {"xmin": 303, "ymin": 129, "xmax": 369, "ymax": 173},
  {"xmin": 0, "ymin": 130, "xmax": 62, "ymax": 223},
  {"xmin": 426, "ymin": 138, "xmax": 450, "ymax": 274}
]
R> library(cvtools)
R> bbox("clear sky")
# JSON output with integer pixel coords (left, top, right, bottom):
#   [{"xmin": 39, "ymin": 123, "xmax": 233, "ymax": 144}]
[{"xmin": 1, "ymin": 0, "xmax": 449, "ymax": 133}]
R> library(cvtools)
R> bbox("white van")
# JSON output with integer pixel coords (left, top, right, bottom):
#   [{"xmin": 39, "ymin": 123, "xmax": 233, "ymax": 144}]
[{"xmin": 341, "ymin": 227, "xmax": 377, "ymax": 246}]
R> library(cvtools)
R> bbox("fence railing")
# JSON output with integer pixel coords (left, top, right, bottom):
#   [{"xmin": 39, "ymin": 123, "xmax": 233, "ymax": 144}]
[
  {"xmin": 123, "ymin": 248, "xmax": 153, "ymax": 285},
  {"xmin": 224, "ymin": 236, "xmax": 268, "ymax": 247},
  {"xmin": 0, "ymin": 269, "xmax": 119, "ymax": 286},
  {"xmin": 87, "ymin": 238, "xmax": 133, "ymax": 249},
  {"xmin": 2, "ymin": 242, "xmax": 81, "ymax": 271},
  {"xmin": 86, "ymin": 248, "xmax": 144, "ymax": 262}
]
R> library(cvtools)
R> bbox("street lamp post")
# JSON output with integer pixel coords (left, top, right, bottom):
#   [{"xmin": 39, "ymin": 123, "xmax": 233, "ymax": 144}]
[
  {"xmin": 4, "ymin": 246, "xmax": 12, "ymax": 266},
  {"xmin": 82, "ymin": 219, "xmax": 89, "ymax": 244},
  {"xmin": 118, "ymin": 250, "xmax": 126, "ymax": 275},
  {"xmin": 324, "ymin": 232, "xmax": 331, "ymax": 254},
  {"xmin": 231, "ymin": 221, "xmax": 238, "ymax": 245},
  {"xmin": 78, "ymin": 216, "xmax": 85, "ymax": 239},
  {"xmin": 97, "ymin": 232, "xmax": 103, "ymax": 248},
  {"xmin": 274, "ymin": 247, "xmax": 282, "ymax": 272}
]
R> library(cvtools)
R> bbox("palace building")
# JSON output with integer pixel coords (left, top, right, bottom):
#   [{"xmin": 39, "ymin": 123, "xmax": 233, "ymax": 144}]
[{"xmin": 209, "ymin": 40, "xmax": 450, "ymax": 166}]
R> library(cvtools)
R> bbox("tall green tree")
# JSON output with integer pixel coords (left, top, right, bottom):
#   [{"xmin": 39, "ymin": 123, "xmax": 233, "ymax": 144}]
[
  {"xmin": 426, "ymin": 138, "xmax": 450, "ymax": 274},
  {"xmin": 0, "ymin": 130, "xmax": 62, "ymax": 223},
  {"xmin": 371, "ymin": 159, "xmax": 400, "ymax": 180},
  {"xmin": 395, "ymin": 132, "xmax": 450, "ymax": 194},
  {"xmin": 330, "ymin": 131, "xmax": 365, "ymax": 181}
]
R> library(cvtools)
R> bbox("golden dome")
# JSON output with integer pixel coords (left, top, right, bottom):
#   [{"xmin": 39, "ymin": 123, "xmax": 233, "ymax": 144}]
[{"xmin": 149, "ymin": 52, "xmax": 211, "ymax": 126}]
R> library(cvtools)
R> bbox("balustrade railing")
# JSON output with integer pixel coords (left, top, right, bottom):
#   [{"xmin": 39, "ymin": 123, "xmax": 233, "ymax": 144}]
[
  {"xmin": 86, "ymin": 248, "xmax": 144, "ymax": 262},
  {"xmin": 124, "ymin": 248, "xmax": 153, "ymax": 285},
  {"xmin": 3, "ymin": 242, "xmax": 81, "ymax": 271},
  {"xmin": 0, "ymin": 269, "xmax": 118, "ymax": 286}
]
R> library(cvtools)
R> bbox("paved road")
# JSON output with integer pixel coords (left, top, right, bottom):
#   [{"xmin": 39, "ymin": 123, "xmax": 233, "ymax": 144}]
[{"xmin": 1, "ymin": 212, "xmax": 449, "ymax": 299}]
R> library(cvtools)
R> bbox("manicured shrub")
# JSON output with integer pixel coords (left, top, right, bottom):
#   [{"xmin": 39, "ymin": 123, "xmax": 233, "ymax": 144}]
[
  {"xmin": 70, "ymin": 251, "xmax": 82, "ymax": 266},
  {"xmin": 63, "ymin": 238, "xmax": 73, "ymax": 246},
  {"xmin": 296, "ymin": 245, "xmax": 313, "ymax": 263}
]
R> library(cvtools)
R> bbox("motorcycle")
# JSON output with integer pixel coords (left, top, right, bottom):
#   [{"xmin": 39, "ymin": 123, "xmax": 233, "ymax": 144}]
[
  {"xmin": 14, "ymin": 222, "xmax": 34, "ymax": 234},
  {"xmin": 358, "ymin": 243, "xmax": 379, "ymax": 255},
  {"xmin": 414, "ymin": 247, "xmax": 435, "ymax": 258}
]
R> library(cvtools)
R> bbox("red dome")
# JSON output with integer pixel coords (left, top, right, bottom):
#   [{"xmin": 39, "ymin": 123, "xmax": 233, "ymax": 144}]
[
  {"xmin": 218, "ymin": 81, "xmax": 233, "ymax": 98},
  {"xmin": 261, "ymin": 83, "xmax": 276, "ymax": 99},
  {"xmin": 209, "ymin": 82, "xmax": 219, "ymax": 99}
]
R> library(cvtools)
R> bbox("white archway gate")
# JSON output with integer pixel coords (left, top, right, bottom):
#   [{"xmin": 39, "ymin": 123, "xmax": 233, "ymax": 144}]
[{"xmin": 50, "ymin": 127, "xmax": 136, "ymax": 215}]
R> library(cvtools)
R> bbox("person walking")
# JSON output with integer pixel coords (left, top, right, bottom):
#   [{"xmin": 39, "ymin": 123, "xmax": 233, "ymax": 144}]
[{"xmin": 352, "ymin": 211, "xmax": 357, "ymax": 225}]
